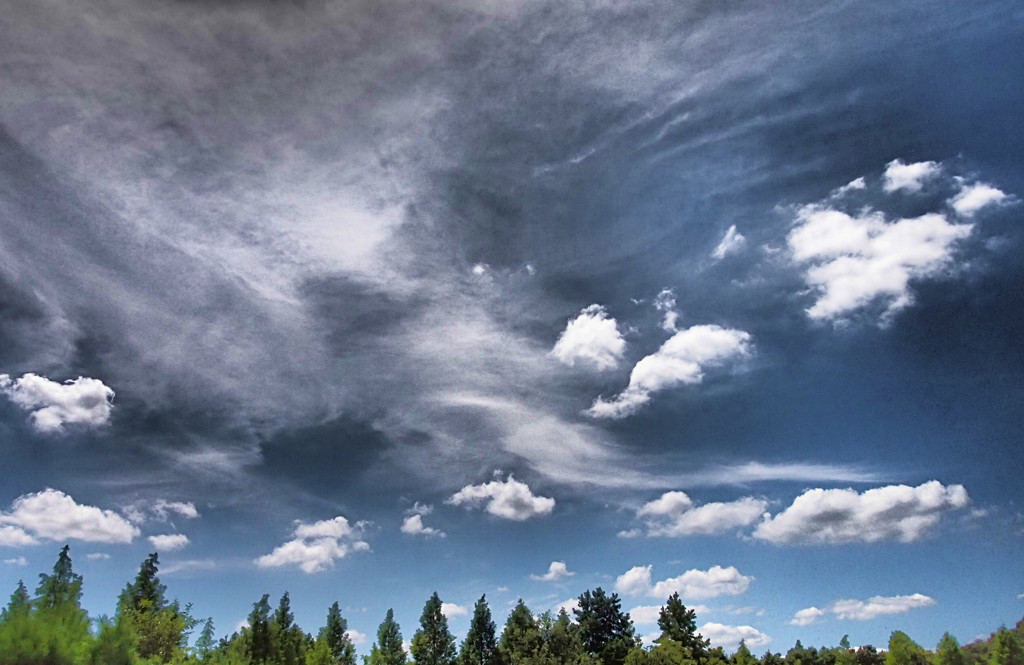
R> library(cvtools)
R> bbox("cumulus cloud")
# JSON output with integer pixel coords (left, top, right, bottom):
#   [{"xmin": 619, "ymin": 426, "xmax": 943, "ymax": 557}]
[
  {"xmin": 629, "ymin": 605, "xmax": 664, "ymax": 625},
  {"xmin": 788, "ymin": 205, "xmax": 972, "ymax": 322},
  {"xmin": 153, "ymin": 500, "xmax": 200, "ymax": 521},
  {"xmin": 0, "ymin": 489, "xmax": 138, "ymax": 544},
  {"xmin": 789, "ymin": 607, "xmax": 825, "ymax": 626},
  {"xmin": 698, "ymin": 622, "xmax": 771, "ymax": 651},
  {"xmin": 550, "ymin": 305, "xmax": 627, "ymax": 370},
  {"xmin": 530, "ymin": 561, "xmax": 575, "ymax": 581},
  {"xmin": 654, "ymin": 289, "xmax": 680, "ymax": 332},
  {"xmin": 400, "ymin": 514, "xmax": 445, "ymax": 538},
  {"xmin": 0, "ymin": 526, "xmax": 38, "ymax": 547},
  {"xmin": 447, "ymin": 476, "xmax": 555, "ymax": 521},
  {"xmin": 557, "ymin": 599, "xmax": 580, "ymax": 615},
  {"xmin": 587, "ymin": 325, "xmax": 752, "ymax": 419},
  {"xmin": 950, "ymin": 182, "xmax": 1008, "ymax": 217},
  {"xmin": 794, "ymin": 594, "xmax": 935, "ymax": 623},
  {"xmin": 0, "ymin": 373, "xmax": 114, "ymax": 433},
  {"xmin": 255, "ymin": 515, "xmax": 369, "ymax": 573},
  {"xmin": 615, "ymin": 565, "xmax": 753, "ymax": 600},
  {"xmin": 883, "ymin": 159, "xmax": 940, "ymax": 193},
  {"xmin": 441, "ymin": 603, "xmax": 468, "ymax": 618},
  {"xmin": 148, "ymin": 534, "xmax": 190, "ymax": 551},
  {"xmin": 754, "ymin": 481, "xmax": 969, "ymax": 545},
  {"xmin": 637, "ymin": 491, "xmax": 767, "ymax": 537},
  {"xmin": 712, "ymin": 226, "xmax": 747, "ymax": 260},
  {"xmin": 347, "ymin": 630, "xmax": 368, "ymax": 646}
]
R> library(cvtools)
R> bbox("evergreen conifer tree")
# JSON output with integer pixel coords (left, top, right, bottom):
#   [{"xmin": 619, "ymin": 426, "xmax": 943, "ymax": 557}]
[
  {"xmin": 369, "ymin": 608, "xmax": 408, "ymax": 665},
  {"xmin": 462, "ymin": 595, "xmax": 501, "ymax": 665},
  {"xmin": 412, "ymin": 592, "xmax": 457, "ymax": 665},
  {"xmin": 574, "ymin": 588, "xmax": 637, "ymax": 665},
  {"xmin": 657, "ymin": 594, "xmax": 708, "ymax": 665}
]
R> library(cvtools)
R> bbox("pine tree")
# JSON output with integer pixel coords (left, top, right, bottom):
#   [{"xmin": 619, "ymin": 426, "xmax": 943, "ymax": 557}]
[
  {"xmin": 274, "ymin": 592, "xmax": 305, "ymax": 665},
  {"xmin": 412, "ymin": 592, "xmax": 457, "ymax": 665},
  {"xmin": 501, "ymin": 600, "xmax": 542, "ymax": 665},
  {"xmin": 369, "ymin": 608, "xmax": 408, "ymax": 665},
  {"xmin": 321, "ymin": 601, "xmax": 357, "ymax": 665},
  {"xmin": 574, "ymin": 588, "xmax": 638, "ymax": 665},
  {"xmin": 246, "ymin": 594, "xmax": 274, "ymax": 665},
  {"xmin": 543, "ymin": 609, "xmax": 586, "ymax": 665},
  {"xmin": 118, "ymin": 552, "xmax": 167, "ymax": 614},
  {"xmin": 462, "ymin": 595, "xmax": 501, "ymax": 665},
  {"xmin": 657, "ymin": 594, "xmax": 708, "ymax": 665},
  {"xmin": 0, "ymin": 581, "xmax": 30, "ymax": 621},
  {"xmin": 195, "ymin": 617, "xmax": 217, "ymax": 659},
  {"xmin": 36, "ymin": 544, "xmax": 84, "ymax": 611}
]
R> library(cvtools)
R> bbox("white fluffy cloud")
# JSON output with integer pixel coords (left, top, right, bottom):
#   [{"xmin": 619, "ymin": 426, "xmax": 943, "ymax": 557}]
[
  {"xmin": 587, "ymin": 325, "xmax": 752, "ymax": 419},
  {"xmin": 255, "ymin": 515, "xmax": 369, "ymax": 573},
  {"xmin": 792, "ymin": 594, "xmax": 935, "ymax": 624},
  {"xmin": 557, "ymin": 598, "xmax": 580, "ymax": 615},
  {"xmin": 788, "ymin": 205, "xmax": 972, "ymax": 322},
  {"xmin": 0, "ymin": 373, "xmax": 114, "ymax": 433},
  {"xmin": 400, "ymin": 515, "xmax": 445, "ymax": 538},
  {"xmin": 883, "ymin": 159, "xmax": 940, "ymax": 193},
  {"xmin": 789, "ymin": 607, "xmax": 825, "ymax": 626},
  {"xmin": 712, "ymin": 225, "xmax": 747, "ymax": 260},
  {"xmin": 950, "ymin": 182, "xmax": 1008, "ymax": 217},
  {"xmin": 441, "ymin": 603, "xmax": 468, "ymax": 618},
  {"xmin": 637, "ymin": 491, "xmax": 767, "ymax": 537},
  {"xmin": 629, "ymin": 605, "xmax": 664, "ymax": 625},
  {"xmin": 347, "ymin": 630, "xmax": 368, "ymax": 646},
  {"xmin": 550, "ymin": 305, "xmax": 627, "ymax": 370},
  {"xmin": 0, "ymin": 489, "xmax": 139, "ymax": 544},
  {"xmin": 831, "ymin": 594, "xmax": 935, "ymax": 620},
  {"xmin": 530, "ymin": 561, "xmax": 575, "ymax": 581},
  {"xmin": 148, "ymin": 534, "xmax": 190, "ymax": 551},
  {"xmin": 448, "ymin": 476, "xmax": 555, "ymax": 521},
  {"xmin": 753, "ymin": 481, "xmax": 969, "ymax": 545},
  {"xmin": 615, "ymin": 565, "xmax": 753, "ymax": 600},
  {"xmin": 0, "ymin": 526, "xmax": 38, "ymax": 547},
  {"xmin": 698, "ymin": 622, "xmax": 771, "ymax": 652}
]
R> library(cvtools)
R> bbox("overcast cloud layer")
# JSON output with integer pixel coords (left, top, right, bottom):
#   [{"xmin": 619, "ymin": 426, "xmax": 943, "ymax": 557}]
[{"xmin": 0, "ymin": 0, "xmax": 1022, "ymax": 655}]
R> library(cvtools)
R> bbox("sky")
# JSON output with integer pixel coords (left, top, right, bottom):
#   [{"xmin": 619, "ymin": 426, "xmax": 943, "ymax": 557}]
[{"xmin": 0, "ymin": 0, "xmax": 1023, "ymax": 656}]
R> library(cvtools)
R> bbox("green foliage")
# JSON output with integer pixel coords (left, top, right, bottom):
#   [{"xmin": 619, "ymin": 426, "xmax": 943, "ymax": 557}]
[
  {"xmin": 462, "ymin": 595, "xmax": 501, "ymax": 665},
  {"xmin": 319, "ymin": 601, "xmax": 356, "ymax": 665},
  {"xmin": 117, "ymin": 554, "xmax": 193, "ymax": 664},
  {"xmin": 574, "ymin": 588, "xmax": 638, "ymax": 665},
  {"xmin": 734, "ymin": 642, "xmax": 757, "ymax": 665},
  {"xmin": 501, "ymin": 600, "xmax": 543, "ymax": 665},
  {"xmin": 1, "ymin": 581, "xmax": 31, "ymax": 622},
  {"xmin": 369, "ymin": 609, "xmax": 407, "ymax": 665},
  {"xmin": 989, "ymin": 629, "xmax": 1024, "ymax": 665},
  {"xmin": 936, "ymin": 633, "xmax": 965, "ymax": 665},
  {"xmin": 90, "ymin": 617, "xmax": 137, "ymax": 665},
  {"xmin": 657, "ymin": 595, "xmax": 708, "ymax": 665},
  {"xmin": 886, "ymin": 632, "xmax": 928, "ymax": 665},
  {"xmin": 412, "ymin": 592, "xmax": 456, "ymax": 665},
  {"xmin": 649, "ymin": 639, "xmax": 698, "ymax": 665},
  {"xmin": 854, "ymin": 646, "xmax": 884, "ymax": 665},
  {"xmin": 273, "ymin": 593, "xmax": 307, "ymax": 665},
  {"xmin": 542, "ymin": 609, "xmax": 588, "ymax": 665}
]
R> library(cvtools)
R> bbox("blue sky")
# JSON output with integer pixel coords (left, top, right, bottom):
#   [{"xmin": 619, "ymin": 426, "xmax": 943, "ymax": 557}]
[{"xmin": 0, "ymin": 0, "xmax": 1022, "ymax": 656}]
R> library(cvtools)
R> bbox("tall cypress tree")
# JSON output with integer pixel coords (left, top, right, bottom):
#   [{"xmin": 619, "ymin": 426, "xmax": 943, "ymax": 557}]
[
  {"xmin": 462, "ymin": 595, "xmax": 501, "ymax": 665},
  {"xmin": 412, "ymin": 592, "xmax": 456, "ymax": 665},
  {"xmin": 320, "ymin": 601, "xmax": 357, "ymax": 665},
  {"xmin": 370, "ymin": 609, "xmax": 408, "ymax": 665}
]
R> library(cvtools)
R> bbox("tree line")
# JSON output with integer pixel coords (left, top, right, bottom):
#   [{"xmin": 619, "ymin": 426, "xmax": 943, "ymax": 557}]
[{"xmin": 0, "ymin": 546, "xmax": 1021, "ymax": 665}]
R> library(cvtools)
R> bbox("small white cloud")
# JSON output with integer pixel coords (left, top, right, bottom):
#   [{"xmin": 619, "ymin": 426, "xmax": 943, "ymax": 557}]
[
  {"xmin": 654, "ymin": 289, "xmax": 680, "ymax": 332},
  {"xmin": 629, "ymin": 605, "xmax": 663, "ymax": 625},
  {"xmin": 550, "ymin": 305, "xmax": 627, "ymax": 370},
  {"xmin": 153, "ymin": 500, "xmax": 200, "ymax": 521},
  {"xmin": 787, "ymin": 205, "xmax": 972, "ymax": 322},
  {"xmin": 832, "ymin": 177, "xmax": 867, "ymax": 197},
  {"xmin": 789, "ymin": 607, "xmax": 825, "ymax": 626},
  {"xmin": 347, "ymin": 630, "xmax": 368, "ymax": 646},
  {"xmin": 2, "ymin": 557, "xmax": 27, "ymax": 566},
  {"xmin": 698, "ymin": 622, "xmax": 771, "ymax": 651},
  {"xmin": 448, "ymin": 476, "xmax": 555, "ymax": 521},
  {"xmin": 0, "ymin": 489, "xmax": 139, "ymax": 544},
  {"xmin": 557, "ymin": 598, "xmax": 579, "ymax": 615},
  {"xmin": 0, "ymin": 373, "xmax": 114, "ymax": 433},
  {"xmin": 753, "ymin": 481, "xmax": 969, "ymax": 545},
  {"xmin": 587, "ymin": 325, "xmax": 752, "ymax": 419},
  {"xmin": 400, "ymin": 514, "xmax": 445, "ymax": 538},
  {"xmin": 441, "ymin": 603, "xmax": 468, "ymax": 618},
  {"xmin": 148, "ymin": 534, "xmax": 190, "ymax": 551},
  {"xmin": 255, "ymin": 515, "xmax": 369, "ymax": 574},
  {"xmin": 472, "ymin": 263, "xmax": 488, "ymax": 276},
  {"xmin": 883, "ymin": 159, "xmax": 940, "ymax": 193},
  {"xmin": 86, "ymin": 552, "xmax": 111, "ymax": 560},
  {"xmin": 830, "ymin": 594, "xmax": 935, "ymax": 621},
  {"xmin": 950, "ymin": 182, "xmax": 1008, "ymax": 217},
  {"xmin": 530, "ymin": 561, "xmax": 575, "ymax": 582},
  {"xmin": 617, "ymin": 529, "xmax": 642, "ymax": 539},
  {"xmin": 637, "ymin": 491, "xmax": 767, "ymax": 537},
  {"xmin": 615, "ymin": 565, "xmax": 753, "ymax": 600},
  {"xmin": 712, "ymin": 226, "xmax": 747, "ymax": 260}
]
